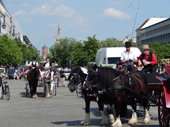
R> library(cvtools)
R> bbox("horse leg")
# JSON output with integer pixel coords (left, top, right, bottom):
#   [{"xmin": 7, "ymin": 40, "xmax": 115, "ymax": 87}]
[
  {"xmin": 143, "ymin": 99, "xmax": 151, "ymax": 124},
  {"xmin": 50, "ymin": 81, "xmax": 54, "ymax": 95},
  {"xmin": 80, "ymin": 97, "xmax": 90, "ymax": 126},
  {"xmin": 46, "ymin": 82, "xmax": 51, "ymax": 98},
  {"xmin": 111, "ymin": 97, "xmax": 123, "ymax": 127},
  {"xmin": 33, "ymin": 80, "xmax": 38, "ymax": 98},
  {"xmin": 29, "ymin": 82, "xmax": 33, "ymax": 97},
  {"xmin": 43, "ymin": 80, "xmax": 46, "ymax": 97},
  {"xmin": 97, "ymin": 98, "xmax": 109, "ymax": 126},
  {"xmin": 128, "ymin": 98, "xmax": 138, "ymax": 125},
  {"xmin": 107, "ymin": 104, "xmax": 115, "ymax": 124}
]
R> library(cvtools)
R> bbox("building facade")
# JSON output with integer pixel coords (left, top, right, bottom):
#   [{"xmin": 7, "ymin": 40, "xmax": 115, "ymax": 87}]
[
  {"xmin": 11, "ymin": 15, "xmax": 24, "ymax": 43},
  {"xmin": 136, "ymin": 17, "xmax": 170, "ymax": 46},
  {"xmin": 0, "ymin": 0, "xmax": 11, "ymax": 37}
]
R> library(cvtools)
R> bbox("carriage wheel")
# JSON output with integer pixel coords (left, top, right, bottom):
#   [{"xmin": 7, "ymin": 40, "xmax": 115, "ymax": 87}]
[
  {"xmin": 1, "ymin": 87, "xmax": 3, "ymax": 99},
  {"xmin": 5, "ymin": 87, "xmax": 10, "ymax": 100},
  {"xmin": 25, "ymin": 83, "xmax": 29, "ymax": 97},
  {"xmin": 53, "ymin": 84, "xmax": 57, "ymax": 96},
  {"xmin": 158, "ymin": 88, "xmax": 169, "ymax": 127}
]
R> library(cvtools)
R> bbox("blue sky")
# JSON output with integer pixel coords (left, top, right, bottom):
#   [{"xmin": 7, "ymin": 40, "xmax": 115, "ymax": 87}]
[{"xmin": 3, "ymin": 0, "xmax": 170, "ymax": 51}]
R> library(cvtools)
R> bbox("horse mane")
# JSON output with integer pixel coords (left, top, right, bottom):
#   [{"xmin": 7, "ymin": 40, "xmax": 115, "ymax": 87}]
[
  {"xmin": 71, "ymin": 67, "xmax": 87, "ymax": 76},
  {"xmin": 97, "ymin": 67, "xmax": 120, "ymax": 88},
  {"xmin": 27, "ymin": 68, "xmax": 38, "ymax": 81}
]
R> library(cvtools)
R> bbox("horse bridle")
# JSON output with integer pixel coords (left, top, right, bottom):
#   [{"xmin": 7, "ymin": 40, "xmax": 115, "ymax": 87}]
[
  {"xmin": 68, "ymin": 73, "xmax": 82, "ymax": 90},
  {"xmin": 83, "ymin": 69, "xmax": 99, "ymax": 90}
]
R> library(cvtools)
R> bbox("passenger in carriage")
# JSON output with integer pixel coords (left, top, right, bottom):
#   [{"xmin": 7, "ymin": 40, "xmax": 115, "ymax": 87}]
[
  {"xmin": 29, "ymin": 57, "xmax": 38, "ymax": 70},
  {"xmin": 43, "ymin": 57, "xmax": 52, "ymax": 71},
  {"xmin": 138, "ymin": 45, "xmax": 158, "ymax": 73}
]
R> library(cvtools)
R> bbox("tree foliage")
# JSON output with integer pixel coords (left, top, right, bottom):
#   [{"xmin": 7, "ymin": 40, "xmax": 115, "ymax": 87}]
[
  {"xmin": 100, "ymin": 37, "xmax": 124, "ymax": 47},
  {"xmin": 149, "ymin": 41, "xmax": 170, "ymax": 61},
  {"xmin": 0, "ymin": 35, "xmax": 22, "ymax": 66},
  {"xmin": 0, "ymin": 34, "xmax": 41, "ymax": 67},
  {"xmin": 83, "ymin": 35, "xmax": 100, "ymax": 64}
]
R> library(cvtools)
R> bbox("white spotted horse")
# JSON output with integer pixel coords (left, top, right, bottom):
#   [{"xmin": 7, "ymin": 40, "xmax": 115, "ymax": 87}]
[
  {"xmin": 68, "ymin": 66, "xmax": 109, "ymax": 126},
  {"xmin": 85, "ymin": 66, "xmax": 150, "ymax": 127},
  {"xmin": 41, "ymin": 68, "xmax": 56, "ymax": 98}
]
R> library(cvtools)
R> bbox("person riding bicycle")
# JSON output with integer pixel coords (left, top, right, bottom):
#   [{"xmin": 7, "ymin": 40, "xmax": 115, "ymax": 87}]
[
  {"xmin": 29, "ymin": 57, "xmax": 38, "ymax": 70},
  {"xmin": 120, "ymin": 41, "xmax": 138, "ymax": 71},
  {"xmin": 0, "ymin": 70, "xmax": 8, "ymax": 97}
]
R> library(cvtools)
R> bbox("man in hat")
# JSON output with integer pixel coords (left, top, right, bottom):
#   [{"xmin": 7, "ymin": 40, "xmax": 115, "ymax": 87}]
[
  {"xmin": 138, "ymin": 45, "xmax": 157, "ymax": 73},
  {"xmin": 120, "ymin": 41, "xmax": 138, "ymax": 64},
  {"xmin": 29, "ymin": 57, "xmax": 39, "ymax": 70}
]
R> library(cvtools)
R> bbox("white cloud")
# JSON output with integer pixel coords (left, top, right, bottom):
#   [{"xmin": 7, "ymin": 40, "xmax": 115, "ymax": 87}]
[
  {"xmin": 104, "ymin": 8, "xmax": 131, "ymax": 20},
  {"xmin": 51, "ymin": 4, "xmax": 76, "ymax": 18},
  {"xmin": 13, "ymin": 10, "xmax": 27, "ymax": 16},
  {"xmin": 31, "ymin": 4, "xmax": 51, "ymax": 15},
  {"xmin": 73, "ymin": 14, "xmax": 85, "ymax": 23}
]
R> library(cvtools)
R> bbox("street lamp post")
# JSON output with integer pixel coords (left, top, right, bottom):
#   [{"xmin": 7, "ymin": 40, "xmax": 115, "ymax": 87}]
[{"xmin": 0, "ymin": 10, "xmax": 6, "ymax": 29}]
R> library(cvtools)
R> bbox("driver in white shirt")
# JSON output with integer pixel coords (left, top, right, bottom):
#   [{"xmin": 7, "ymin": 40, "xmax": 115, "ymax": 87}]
[
  {"xmin": 120, "ymin": 41, "xmax": 138, "ymax": 64},
  {"xmin": 29, "ymin": 57, "xmax": 38, "ymax": 70}
]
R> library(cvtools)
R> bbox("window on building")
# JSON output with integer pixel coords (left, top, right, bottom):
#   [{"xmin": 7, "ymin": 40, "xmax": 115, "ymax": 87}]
[
  {"xmin": 155, "ymin": 37, "xmax": 157, "ymax": 41},
  {"xmin": 160, "ymin": 35, "xmax": 162, "ymax": 40}
]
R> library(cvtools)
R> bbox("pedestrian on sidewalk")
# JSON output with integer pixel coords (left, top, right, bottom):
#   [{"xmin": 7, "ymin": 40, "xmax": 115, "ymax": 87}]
[{"xmin": 60, "ymin": 68, "xmax": 65, "ymax": 87}]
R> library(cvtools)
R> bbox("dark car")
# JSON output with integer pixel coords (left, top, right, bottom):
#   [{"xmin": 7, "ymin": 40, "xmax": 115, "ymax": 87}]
[{"xmin": 8, "ymin": 69, "xmax": 21, "ymax": 79}]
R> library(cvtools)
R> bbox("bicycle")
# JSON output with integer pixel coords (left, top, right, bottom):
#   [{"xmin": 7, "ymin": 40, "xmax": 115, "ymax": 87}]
[{"xmin": 1, "ymin": 81, "xmax": 10, "ymax": 100}]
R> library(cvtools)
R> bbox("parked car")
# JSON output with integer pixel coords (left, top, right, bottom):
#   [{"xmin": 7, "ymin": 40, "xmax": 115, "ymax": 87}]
[{"xmin": 64, "ymin": 70, "xmax": 71, "ymax": 80}]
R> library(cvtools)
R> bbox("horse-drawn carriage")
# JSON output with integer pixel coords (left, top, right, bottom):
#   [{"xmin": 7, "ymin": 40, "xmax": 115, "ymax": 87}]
[
  {"xmin": 68, "ymin": 63, "xmax": 170, "ymax": 127},
  {"xmin": 25, "ymin": 67, "xmax": 57, "ymax": 98}
]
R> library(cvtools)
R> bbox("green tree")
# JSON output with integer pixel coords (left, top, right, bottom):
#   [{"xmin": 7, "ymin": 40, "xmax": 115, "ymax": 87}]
[
  {"xmin": 48, "ymin": 37, "xmax": 78, "ymax": 67},
  {"xmin": 149, "ymin": 41, "xmax": 170, "ymax": 61},
  {"xmin": 71, "ymin": 42, "xmax": 85, "ymax": 66},
  {"xmin": 0, "ymin": 34, "xmax": 22, "ymax": 66},
  {"xmin": 100, "ymin": 37, "xmax": 124, "ymax": 48},
  {"xmin": 83, "ymin": 35, "xmax": 100, "ymax": 65}
]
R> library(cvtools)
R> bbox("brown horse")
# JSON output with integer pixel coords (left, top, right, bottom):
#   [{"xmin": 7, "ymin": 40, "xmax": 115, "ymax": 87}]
[
  {"xmin": 85, "ymin": 67, "xmax": 150, "ymax": 127},
  {"xmin": 27, "ymin": 67, "xmax": 40, "ymax": 98}
]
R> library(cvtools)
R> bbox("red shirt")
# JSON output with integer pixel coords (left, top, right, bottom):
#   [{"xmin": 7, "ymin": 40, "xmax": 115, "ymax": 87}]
[{"xmin": 138, "ymin": 52, "xmax": 157, "ymax": 65}]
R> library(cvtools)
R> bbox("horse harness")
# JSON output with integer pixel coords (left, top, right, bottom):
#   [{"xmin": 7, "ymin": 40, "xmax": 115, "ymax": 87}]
[{"xmin": 110, "ymin": 72, "xmax": 147, "ymax": 100}]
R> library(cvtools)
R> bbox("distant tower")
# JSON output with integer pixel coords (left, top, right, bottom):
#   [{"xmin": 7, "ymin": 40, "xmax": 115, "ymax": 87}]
[
  {"xmin": 42, "ymin": 45, "xmax": 48, "ymax": 60},
  {"xmin": 53, "ymin": 24, "xmax": 60, "ymax": 43}
]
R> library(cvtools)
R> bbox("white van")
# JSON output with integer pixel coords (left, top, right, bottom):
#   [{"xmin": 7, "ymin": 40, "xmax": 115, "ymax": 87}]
[{"xmin": 95, "ymin": 47, "xmax": 141, "ymax": 67}]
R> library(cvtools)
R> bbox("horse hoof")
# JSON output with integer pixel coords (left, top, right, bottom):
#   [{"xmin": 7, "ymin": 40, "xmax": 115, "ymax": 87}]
[
  {"xmin": 128, "ymin": 118, "xmax": 137, "ymax": 125},
  {"xmin": 144, "ymin": 117, "xmax": 151, "ymax": 124},
  {"xmin": 46, "ymin": 95, "xmax": 52, "ymax": 98},
  {"xmin": 80, "ymin": 121, "xmax": 90, "ymax": 126},
  {"xmin": 33, "ymin": 94, "xmax": 38, "ymax": 98}
]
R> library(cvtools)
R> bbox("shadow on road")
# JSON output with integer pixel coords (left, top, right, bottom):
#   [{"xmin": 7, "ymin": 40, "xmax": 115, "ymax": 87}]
[
  {"xmin": 51, "ymin": 119, "xmax": 110, "ymax": 127},
  {"xmin": 20, "ymin": 92, "xmax": 45, "ymax": 98}
]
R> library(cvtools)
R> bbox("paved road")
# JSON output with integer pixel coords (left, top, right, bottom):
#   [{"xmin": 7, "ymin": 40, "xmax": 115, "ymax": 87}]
[{"xmin": 0, "ymin": 79, "xmax": 160, "ymax": 127}]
